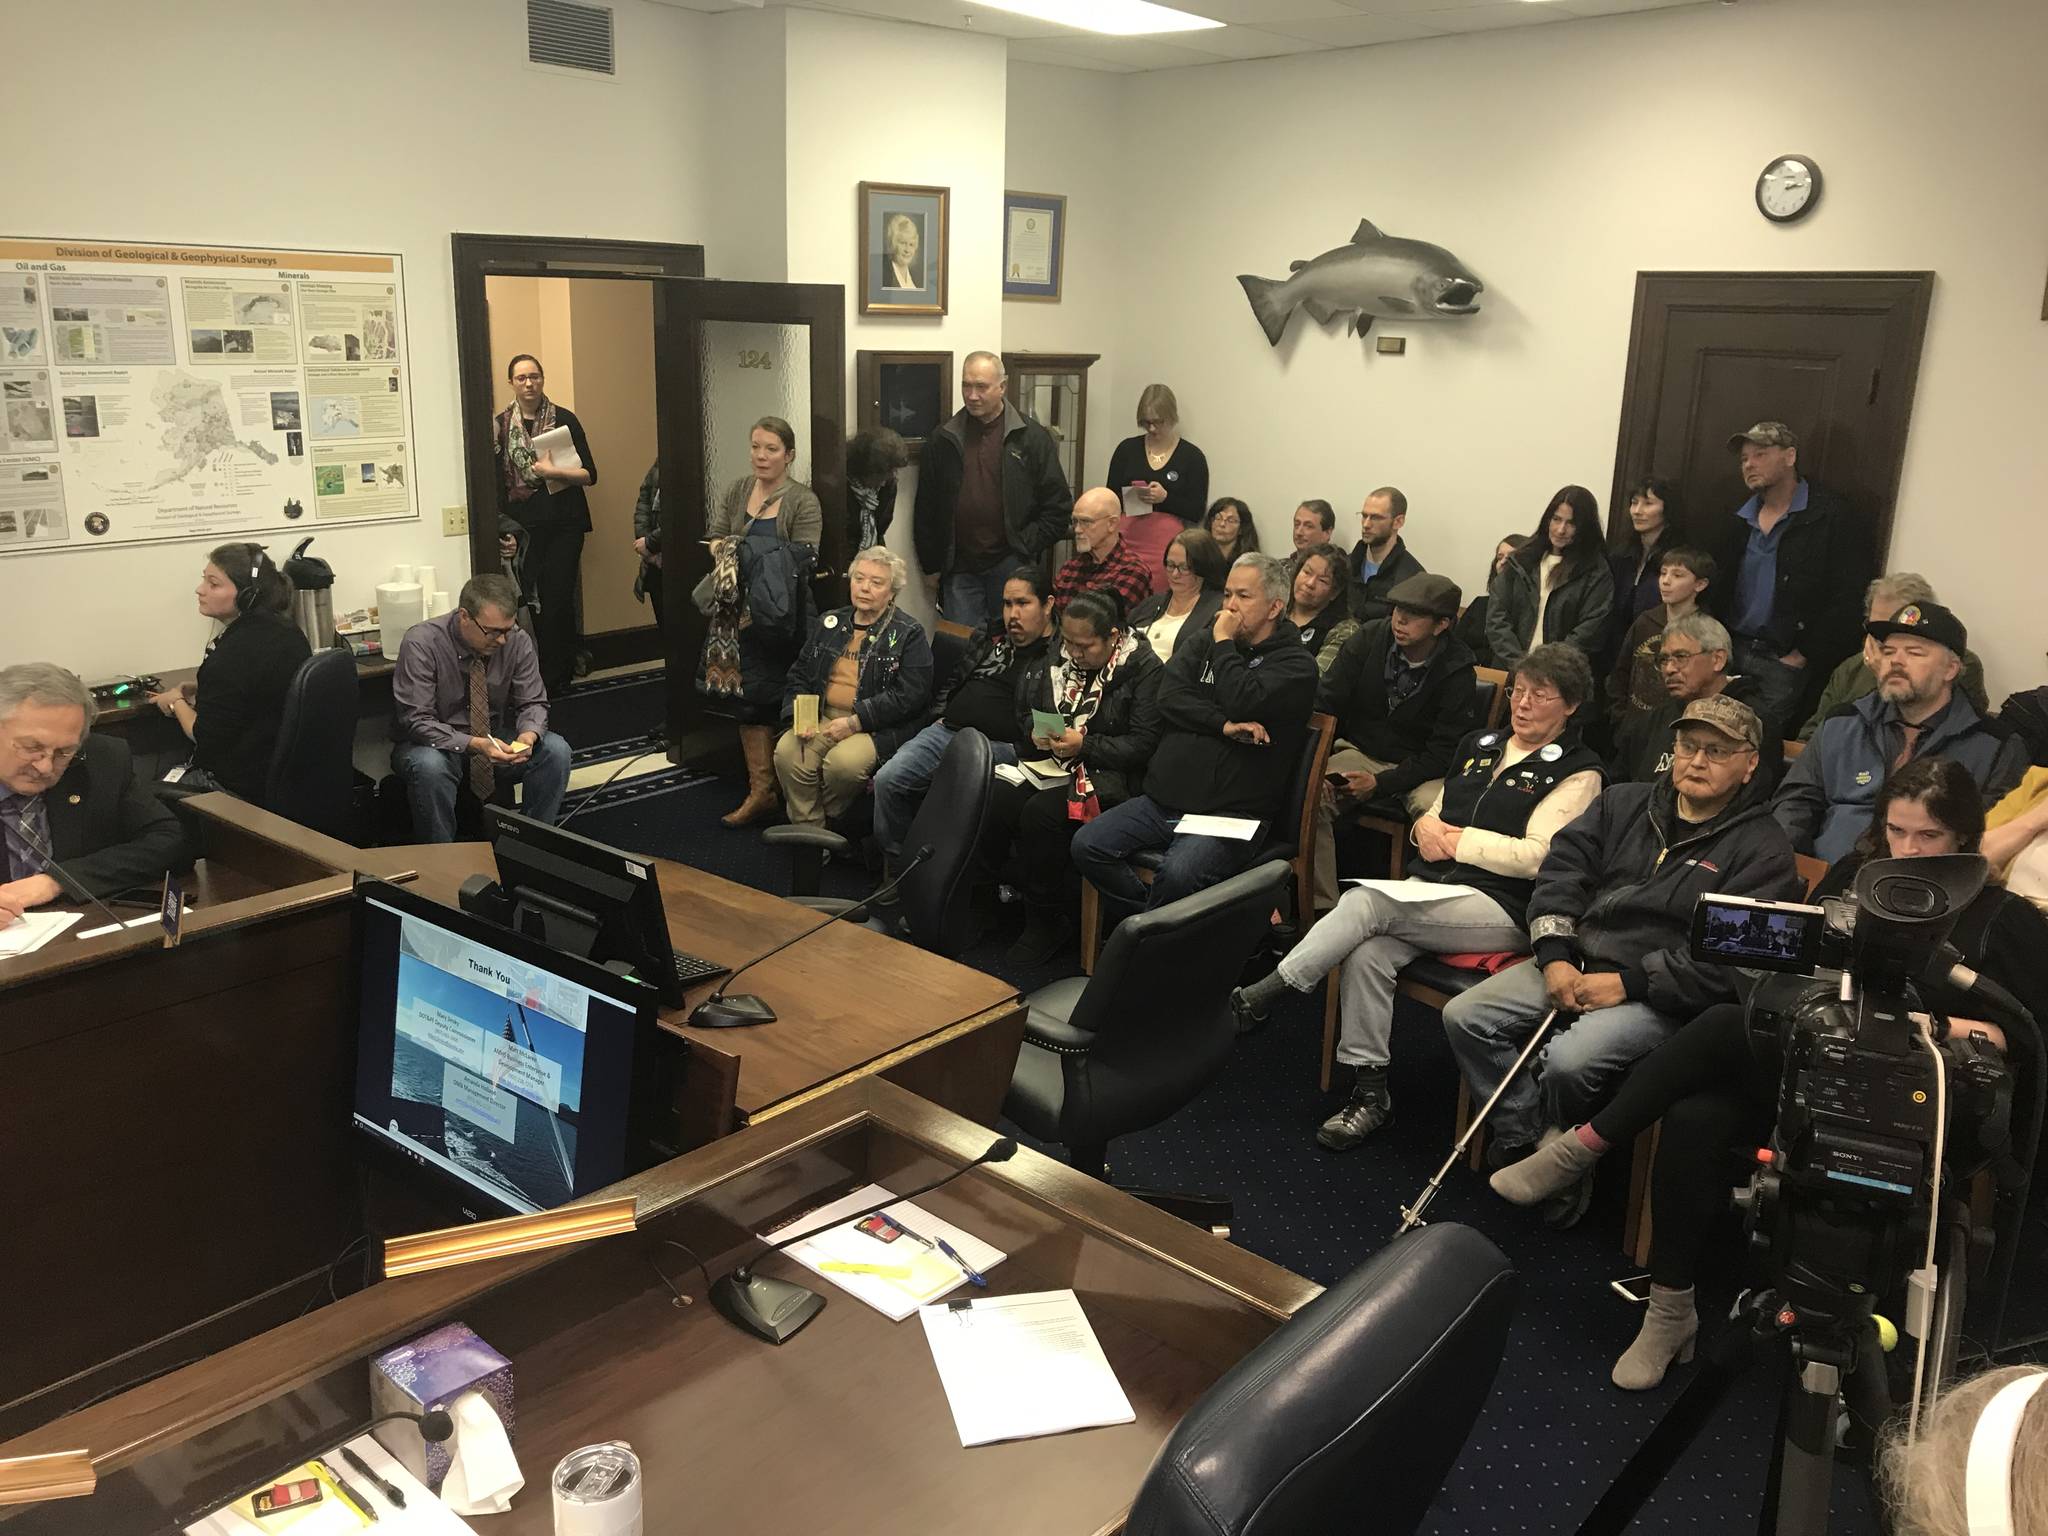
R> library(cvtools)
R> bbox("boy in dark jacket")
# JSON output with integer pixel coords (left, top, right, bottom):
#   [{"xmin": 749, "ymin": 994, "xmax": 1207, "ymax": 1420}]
[
  {"xmin": 1072, "ymin": 553, "xmax": 1318, "ymax": 911},
  {"xmin": 1314, "ymin": 572, "xmax": 1477, "ymax": 908},
  {"xmin": 1444, "ymin": 695, "xmax": 1801, "ymax": 1220}
]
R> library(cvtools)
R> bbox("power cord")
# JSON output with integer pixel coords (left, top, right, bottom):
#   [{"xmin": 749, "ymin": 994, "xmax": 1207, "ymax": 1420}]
[{"xmin": 649, "ymin": 1238, "xmax": 715, "ymax": 1310}]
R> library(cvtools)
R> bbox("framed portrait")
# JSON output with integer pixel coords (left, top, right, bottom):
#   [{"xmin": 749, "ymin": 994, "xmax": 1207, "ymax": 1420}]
[
  {"xmin": 859, "ymin": 182, "xmax": 949, "ymax": 317},
  {"xmin": 856, "ymin": 350, "xmax": 953, "ymax": 448},
  {"xmin": 1003, "ymin": 191, "xmax": 1066, "ymax": 302}
]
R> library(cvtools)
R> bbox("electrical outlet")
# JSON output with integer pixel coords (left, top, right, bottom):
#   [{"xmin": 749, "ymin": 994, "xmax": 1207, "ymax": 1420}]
[{"xmin": 442, "ymin": 504, "xmax": 468, "ymax": 536}]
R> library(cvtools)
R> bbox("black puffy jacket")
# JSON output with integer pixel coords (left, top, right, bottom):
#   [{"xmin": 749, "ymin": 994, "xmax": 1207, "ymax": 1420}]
[{"xmin": 1013, "ymin": 641, "xmax": 1165, "ymax": 806}]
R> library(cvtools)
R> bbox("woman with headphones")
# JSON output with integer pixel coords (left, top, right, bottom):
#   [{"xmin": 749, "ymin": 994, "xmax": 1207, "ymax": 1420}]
[{"xmin": 146, "ymin": 542, "xmax": 311, "ymax": 803}]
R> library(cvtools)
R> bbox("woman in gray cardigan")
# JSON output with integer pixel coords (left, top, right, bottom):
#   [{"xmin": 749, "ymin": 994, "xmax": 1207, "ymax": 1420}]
[{"xmin": 702, "ymin": 415, "xmax": 824, "ymax": 824}]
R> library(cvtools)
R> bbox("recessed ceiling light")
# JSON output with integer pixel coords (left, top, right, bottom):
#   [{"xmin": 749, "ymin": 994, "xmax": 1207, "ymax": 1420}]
[{"xmin": 971, "ymin": 0, "xmax": 1225, "ymax": 36}]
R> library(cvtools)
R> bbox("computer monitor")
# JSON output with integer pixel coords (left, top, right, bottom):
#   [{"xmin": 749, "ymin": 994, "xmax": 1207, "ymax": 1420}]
[
  {"xmin": 350, "ymin": 879, "xmax": 656, "ymax": 1220},
  {"xmin": 482, "ymin": 808, "xmax": 714, "ymax": 1007}
]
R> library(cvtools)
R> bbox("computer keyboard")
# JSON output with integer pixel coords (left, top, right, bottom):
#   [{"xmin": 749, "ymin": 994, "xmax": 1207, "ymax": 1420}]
[{"xmin": 671, "ymin": 950, "xmax": 728, "ymax": 987}]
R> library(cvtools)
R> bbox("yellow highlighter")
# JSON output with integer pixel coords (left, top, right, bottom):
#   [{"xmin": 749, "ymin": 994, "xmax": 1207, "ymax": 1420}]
[{"xmin": 819, "ymin": 1260, "xmax": 914, "ymax": 1279}]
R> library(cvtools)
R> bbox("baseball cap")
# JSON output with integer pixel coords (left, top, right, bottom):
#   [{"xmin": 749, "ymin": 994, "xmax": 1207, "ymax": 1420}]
[
  {"xmin": 1727, "ymin": 421, "xmax": 1799, "ymax": 450},
  {"xmin": 1866, "ymin": 600, "xmax": 1966, "ymax": 655},
  {"xmin": 1386, "ymin": 572, "xmax": 1462, "ymax": 620},
  {"xmin": 1675, "ymin": 695, "xmax": 1762, "ymax": 751}
]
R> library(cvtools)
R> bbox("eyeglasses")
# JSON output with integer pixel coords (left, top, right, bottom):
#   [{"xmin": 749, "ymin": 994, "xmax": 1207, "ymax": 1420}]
[
  {"xmin": 1071, "ymin": 514, "xmax": 1115, "ymax": 528},
  {"xmin": 466, "ymin": 613, "xmax": 518, "ymax": 639},
  {"xmin": 1139, "ymin": 417, "xmax": 1168, "ymax": 428},
  {"xmin": 511, "ymin": 373, "xmax": 543, "ymax": 385},
  {"xmin": 1656, "ymin": 649, "xmax": 1705, "ymax": 669},
  {"xmin": 8, "ymin": 737, "xmax": 79, "ymax": 769},
  {"xmin": 1671, "ymin": 735, "xmax": 1747, "ymax": 763},
  {"xmin": 1509, "ymin": 687, "xmax": 1561, "ymax": 706},
  {"xmin": 1163, "ymin": 560, "xmax": 1190, "ymax": 574}
]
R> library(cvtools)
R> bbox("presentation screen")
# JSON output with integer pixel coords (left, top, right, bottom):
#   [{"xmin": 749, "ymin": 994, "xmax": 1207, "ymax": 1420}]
[{"xmin": 351, "ymin": 888, "xmax": 643, "ymax": 1217}]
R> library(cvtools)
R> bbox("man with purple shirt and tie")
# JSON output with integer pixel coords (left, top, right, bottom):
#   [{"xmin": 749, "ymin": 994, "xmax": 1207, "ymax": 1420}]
[{"xmin": 390, "ymin": 574, "xmax": 572, "ymax": 843}]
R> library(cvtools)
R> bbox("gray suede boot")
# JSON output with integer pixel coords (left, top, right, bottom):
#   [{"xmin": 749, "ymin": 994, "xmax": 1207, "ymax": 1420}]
[
  {"xmin": 1612, "ymin": 1285, "xmax": 1698, "ymax": 1391},
  {"xmin": 1489, "ymin": 1127, "xmax": 1603, "ymax": 1206}
]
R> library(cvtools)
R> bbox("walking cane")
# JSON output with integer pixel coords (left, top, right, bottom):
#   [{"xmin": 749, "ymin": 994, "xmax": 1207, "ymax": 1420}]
[{"xmin": 1395, "ymin": 1005, "xmax": 1569, "ymax": 1238}]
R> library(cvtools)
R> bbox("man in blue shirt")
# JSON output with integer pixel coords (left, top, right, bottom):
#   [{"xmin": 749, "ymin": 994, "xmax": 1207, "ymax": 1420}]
[{"xmin": 1709, "ymin": 422, "xmax": 1870, "ymax": 742}]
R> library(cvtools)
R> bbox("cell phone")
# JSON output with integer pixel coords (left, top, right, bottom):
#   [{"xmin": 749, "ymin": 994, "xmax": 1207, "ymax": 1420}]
[
  {"xmin": 1325, "ymin": 771, "xmax": 1349, "ymax": 786},
  {"xmin": 251, "ymin": 1479, "xmax": 323, "ymax": 1516},
  {"xmin": 1610, "ymin": 1273, "xmax": 1654, "ymax": 1304}
]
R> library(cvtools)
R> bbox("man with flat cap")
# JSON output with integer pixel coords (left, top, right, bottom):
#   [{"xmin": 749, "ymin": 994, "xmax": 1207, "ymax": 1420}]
[
  {"xmin": 1310, "ymin": 571, "xmax": 1479, "ymax": 909},
  {"xmin": 1773, "ymin": 599, "xmax": 2026, "ymax": 863},
  {"xmin": 1443, "ymin": 692, "xmax": 1801, "ymax": 1224},
  {"xmin": 1706, "ymin": 421, "xmax": 1871, "ymax": 740}
]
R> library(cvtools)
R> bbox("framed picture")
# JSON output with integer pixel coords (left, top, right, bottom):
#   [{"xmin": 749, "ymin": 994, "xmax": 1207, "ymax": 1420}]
[
  {"xmin": 1003, "ymin": 191, "xmax": 1066, "ymax": 302},
  {"xmin": 859, "ymin": 182, "xmax": 949, "ymax": 317},
  {"xmin": 856, "ymin": 350, "xmax": 953, "ymax": 448}
]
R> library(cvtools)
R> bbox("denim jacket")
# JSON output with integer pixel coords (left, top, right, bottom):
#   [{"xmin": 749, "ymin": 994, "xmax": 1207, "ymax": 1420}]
[{"xmin": 779, "ymin": 605, "xmax": 935, "ymax": 760}]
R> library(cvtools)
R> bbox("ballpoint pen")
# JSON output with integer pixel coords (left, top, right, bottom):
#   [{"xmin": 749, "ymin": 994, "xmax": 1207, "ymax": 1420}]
[
  {"xmin": 934, "ymin": 1236, "xmax": 988, "ymax": 1287},
  {"xmin": 876, "ymin": 1210, "xmax": 936, "ymax": 1250},
  {"xmin": 340, "ymin": 1445, "xmax": 406, "ymax": 1510}
]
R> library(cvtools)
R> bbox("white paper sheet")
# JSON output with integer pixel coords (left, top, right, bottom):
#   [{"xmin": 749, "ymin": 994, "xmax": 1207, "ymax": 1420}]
[
  {"xmin": 1120, "ymin": 486, "xmax": 1154, "ymax": 518},
  {"xmin": 0, "ymin": 909, "xmax": 80, "ymax": 956},
  {"xmin": 527, "ymin": 423, "xmax": 583, "ymax": 472},
  {"xmin": 185, "ymin": 1434, "xmax": 476, "ymax": 1534},
  {"xmin": 919, "ymin": 1289, "xmax": 1136, "ymax": 1447},
  {"xmin": 1173, "ymin": 813, "xmax": 1260, "ymax": 841},
  {"xmin": 995, "ymin": 760, "xmax": 1069, "ymax": 791},
  {"xmin": 1338, "ymin": 877, "xmax": 1484, "ymax": 903},
  {"xmin": 761, "ymin": 1183, "xmax": 1007, "ymax": 1321}
]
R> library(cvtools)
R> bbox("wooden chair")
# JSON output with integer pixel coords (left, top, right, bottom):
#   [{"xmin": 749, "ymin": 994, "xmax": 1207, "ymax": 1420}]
[
  {"xmin": 1782, "ymin": 738, "xmax": 1805, "ymax": 761},
  {"xmin": 1351, "ymin": 668, "xmax": 1511, "ymax": 881},
  {"xmin": 1079, "ymin": 712, "xmax": 1335, "ymax": 975}
]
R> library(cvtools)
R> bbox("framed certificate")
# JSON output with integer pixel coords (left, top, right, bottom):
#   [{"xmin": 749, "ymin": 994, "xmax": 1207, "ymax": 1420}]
[{"xmin": 1002, "ymin": 191, "xmax": 1065, "ymax": 303}]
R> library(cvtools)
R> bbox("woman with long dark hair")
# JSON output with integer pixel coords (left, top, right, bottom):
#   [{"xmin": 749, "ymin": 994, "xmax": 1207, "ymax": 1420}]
[
  {"xmin": 1608, "ymin": 476, "xmax": 1685, "ymax": 644},
  {"xmin": 1492, "ymin": 757, "xmax": 2048, "ymax": 1390},
  {"xmin": 1484, "ymin": 485, "xmax": 1612, "ymax": 667},
  {"xmin": 1202, "ymin": 496, "xmax": 1258, "ymax": 563}
]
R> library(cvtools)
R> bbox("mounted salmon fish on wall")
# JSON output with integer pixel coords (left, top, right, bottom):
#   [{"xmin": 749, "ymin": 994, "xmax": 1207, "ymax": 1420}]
[{"xmin": 1238, "ymin": 219, "xmax": 1485, "ymax": 347}]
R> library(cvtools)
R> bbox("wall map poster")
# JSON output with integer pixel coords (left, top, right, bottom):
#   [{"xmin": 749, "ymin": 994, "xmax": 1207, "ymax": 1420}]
[{"xmin": 0, "ymin": 237, "xmax": 418, "ymax": 555}]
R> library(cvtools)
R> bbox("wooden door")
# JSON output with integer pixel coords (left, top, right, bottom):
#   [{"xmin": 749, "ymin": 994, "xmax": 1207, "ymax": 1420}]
[{"xmin": 1609, "ymin": 272, "xmax": 1933, "ymax": 562}]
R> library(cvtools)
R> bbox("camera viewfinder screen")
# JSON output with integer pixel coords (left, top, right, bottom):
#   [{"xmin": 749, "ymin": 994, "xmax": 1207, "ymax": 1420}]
[{"xmin": 1697, "ymin": 900, "xmax": 1818, "ymax": 966}]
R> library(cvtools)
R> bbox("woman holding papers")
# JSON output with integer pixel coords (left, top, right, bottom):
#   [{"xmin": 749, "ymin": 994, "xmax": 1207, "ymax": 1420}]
[
  {"xmin": 1104, "ymin": 384, "xmax": 1209, "ymax": 591},
  {"xmin": 1229, "ymin": 642, "xmax": 1604, "ymax": 1152},
  {"xmin": 493, "ymin": 354, "xmax": 597, "ymax": 695},
  {"xmin": 702, "ymin": 416, "xmax": 825, "ymax": 826},
  {"xmin": 991, "ymin": 590, "xmax": 1165, "ymax": 965}
]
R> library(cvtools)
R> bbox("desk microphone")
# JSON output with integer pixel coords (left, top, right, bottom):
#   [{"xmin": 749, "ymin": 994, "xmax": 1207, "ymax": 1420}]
[
  {"xmin": 688, "ymin": 843, "xmax": 934, "ymax": 1030},
  {"xmin": 710, "ymin": 1134, "xmax": 1019, "ymax": 1344},
  {"xmin": 7, "ymin": 814, "xmax": 128, "ymax": 934},
  {"xmin": 554, "ymin": 749, "xmax": 666, "ymax": 831},
  {"xmin": 361, "ymin": 1407, "xmax": 455, "ymax": 1444}
]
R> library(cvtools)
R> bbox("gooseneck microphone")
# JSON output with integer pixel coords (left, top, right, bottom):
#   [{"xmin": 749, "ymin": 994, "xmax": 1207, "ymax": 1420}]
[
  {"xmin": 689, "ymin": 843, "xmax": 935, "ymax": 1029},
  {"xmin": 361, "ymin": 1407, "xmax": 455, "ymax": 1444},
  {"xmin": 7, "ymin": 814, "xmax": 128, "ymax": 934},
  {"xmin": 710, "ymin": 1135, "xmax": 1019, "ymax": 1345}
]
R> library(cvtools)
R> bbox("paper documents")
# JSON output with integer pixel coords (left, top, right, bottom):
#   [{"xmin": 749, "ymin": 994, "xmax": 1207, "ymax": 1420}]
[
  {"xmin": 185, "ymin": 1433, "xmax": 475, "ymax": 1534},
  {"xmin": 0, "ymin": 909, "xmax": 80, "ymax": 957},
  {"xmin": 994, "ymin": 758, "xmax": 1068, "ymax": 791},
  {"xmin": 919, "ymin": 1289, "xmax": 1136, "ymax": 1446},
  {"xmin": 762, "ymin": 1183, "xmax": 1007, "ymax": 1321},
  {"xmin": 1120, "ymin": 486, "xmax": 1154, "ymax": 518},
  {"xmin": 527, "ymin": 424, "xmax": 583, "ymax": 473},
  {"xmin": 1029, "ymin": 708, "xmax": 1069, "ymax": 741},
  {"xmin": 1174, "ymin": 813, "xmax": 1260, "ymax": 841},
  {"xmin": 1339, "ymin": 877, "xmax": 1482, "ymax": 903}
]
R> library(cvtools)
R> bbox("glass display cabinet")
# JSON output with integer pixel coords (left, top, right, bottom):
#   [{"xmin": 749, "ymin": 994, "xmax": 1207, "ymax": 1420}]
[{"xmin": 1002, "ymin": 351, "xmax": 1098, "ymax": 492}]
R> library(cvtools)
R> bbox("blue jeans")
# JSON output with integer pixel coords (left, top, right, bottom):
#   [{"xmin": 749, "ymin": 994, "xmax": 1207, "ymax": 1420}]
[
  {"xmin": 1070, "ymin": 794, "xmax": 1260, "ymax": 911},
  {"xmin": 871, "ymin": 722, "xmax": 1017, "ymax": 858},
  {"xmin": 941, "ymin": 553, "xmax": 1024, "ymax": 632},
  {"xmin": 1732, "ymin": 636, "xmax": 1809, "ymax": 742},
  {"xmin": 392, "ymin": 733, "xmax": 572, "ymax": 844},
  {"xmin": 1441, "ymin": 957, "xmax": 1680, "ymax": 1150}
]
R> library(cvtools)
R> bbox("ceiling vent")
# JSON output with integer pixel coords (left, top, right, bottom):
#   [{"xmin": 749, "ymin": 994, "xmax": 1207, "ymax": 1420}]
[{"xmin": 528, "ymin": 0, "xmax": 615, "ymax": 75}]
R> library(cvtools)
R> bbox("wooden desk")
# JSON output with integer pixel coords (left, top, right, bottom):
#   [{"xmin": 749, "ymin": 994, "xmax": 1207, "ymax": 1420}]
[
  {"xmin": 91, "ymin": 654, "xmax": 397, "ymax": 736},
  {"xmin": 0, "ymin": 798, "xmax": 1021, "ymax": 1440},
  {"xmin": 0, "ymin": 1080, "xmax": 1320, "ymax": 1536}
]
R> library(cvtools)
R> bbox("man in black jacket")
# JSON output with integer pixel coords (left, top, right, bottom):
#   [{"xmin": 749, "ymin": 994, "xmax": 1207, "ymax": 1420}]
[
  {"xmin": 0, "ymin": 663, "xmax": 185, "ymax": 925},
  {"xmin": 1706, "ymin": 422, "xmax": 1872, "ymax": 740},
  {"xmin": 1314, "ymin": 573, "xmax": 1477, "ymax": 908},
  {"xmin": 1071, "ymin": 553, "xmax": 1318, "ymax": 910},
  {"xmin": 1610, "ymin": 611, "xmax": 1781, "ymax": 789},
  {"xmin": 1348, "ymin": 486, "xmax": 1426, "ymax": 623},
  {"xmin": 912, "ymin": 351, "xmax": 1072, "ymax": 633},
  {"xmin": 1444, "ymin": 695, "xmax": 1801, "ymax": 1220}
]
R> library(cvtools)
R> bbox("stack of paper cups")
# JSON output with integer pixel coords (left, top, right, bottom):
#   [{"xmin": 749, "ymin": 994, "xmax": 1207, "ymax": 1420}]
[
  {"xmin": 391, "ymin": 564, "xmax": 415, "ymax": 585},
  {"xmin": 378, "ymin": 581, "xmax": 426, "ymax": 659},
  {"xmin": 414, "ymin": 565, "xmax": 437, "ymax": 602},
  {"xmin": 431, "ymin": 590, "xmax": 452, "ymax": 617}
]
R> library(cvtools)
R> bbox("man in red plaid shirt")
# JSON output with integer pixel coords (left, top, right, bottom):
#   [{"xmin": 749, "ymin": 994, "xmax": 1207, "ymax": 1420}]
[{"xmin": 1052, "ymin": 487, "xmax": 1154, "ymax": 620}]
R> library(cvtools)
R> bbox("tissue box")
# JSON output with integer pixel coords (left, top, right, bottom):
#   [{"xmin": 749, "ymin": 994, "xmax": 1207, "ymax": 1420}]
[{"xmin": 370, "ymin": 1322, "xmax": 516, "ymax": 1492}]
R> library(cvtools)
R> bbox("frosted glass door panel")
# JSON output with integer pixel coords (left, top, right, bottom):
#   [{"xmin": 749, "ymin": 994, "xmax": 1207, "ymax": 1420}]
[{"xmin": 697, "ymin": 320, "xmax": 812, "ymax": 511}]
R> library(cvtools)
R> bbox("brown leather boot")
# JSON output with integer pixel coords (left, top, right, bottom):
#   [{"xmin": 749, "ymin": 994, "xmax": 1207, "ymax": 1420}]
[{"xmin": 722, "ymin": 725, "xmax": 782, "ymax": 826}]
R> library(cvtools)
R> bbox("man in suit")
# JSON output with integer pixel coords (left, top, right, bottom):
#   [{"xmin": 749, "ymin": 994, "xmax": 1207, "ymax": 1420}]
[{"xmin": 0, "ymin": 662, "xmax": 185, "ymax": 926}]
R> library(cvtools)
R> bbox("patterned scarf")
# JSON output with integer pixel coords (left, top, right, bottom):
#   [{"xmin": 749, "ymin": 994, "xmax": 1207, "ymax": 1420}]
[
  {"xmin": 0, "ymin": 790, "xmax": 50, "ymax": 883},
  {"xmin": 851, "ymin": 483, "xmax": 881, "ymax": 553},
  {"xmin": 698, "ymin": 535, "xmax": 744, "ymax": 699},
  {"xmin": 1049, "ymin": 631, "xmax": 1138, "ymax": 821},
  {"xmin": 497, "ymin": 396, "xmax": 558, "ymax": 505}
]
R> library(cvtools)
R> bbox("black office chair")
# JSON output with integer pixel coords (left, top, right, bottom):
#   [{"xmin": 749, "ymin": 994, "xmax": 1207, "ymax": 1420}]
[
  {"xmin": 1005, "ymin": 859, "xmax": 1291, "ymax": 1229},
  {"xmin": 762, "ymin": 726, "xmax": 993, "ymax": 958},
  {"xmin": 1124, "ymin": 1223, "xmax": 1517, "ymax": 1536},
  {"xmin": 266, "ymin": 649, "xmax": 360, "ymax": 841}
]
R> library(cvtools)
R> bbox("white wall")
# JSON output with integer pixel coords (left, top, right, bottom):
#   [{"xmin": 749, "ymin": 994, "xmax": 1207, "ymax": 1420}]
[
  {"xmin": 3, "ymin": 0, "xmax": 716, "ymax": 680},
  {"xmin": 1003, "ymin": 63, "xmax": 1132, "ymax": 499},
  {"xmin": 1019, "ymin": 0, "xmax": 2048, "ymax": 694},
  {"xmin": 782, "ymin": 8, "xmax": 1010, "ymax": 628}
]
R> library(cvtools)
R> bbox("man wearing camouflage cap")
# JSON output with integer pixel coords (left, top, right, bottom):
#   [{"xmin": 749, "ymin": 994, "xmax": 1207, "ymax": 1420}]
[
  {"xmin": 1773, "ymin": 599, "xmax": 2026, "ymax": 863},
  {"xmin": 1706, "ymin": 421, "xmax": 1872, "ymax": 740},
  {"xmin": 1444, "ymin": 692, "xmax": 1801, "ymax": 1226}
]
